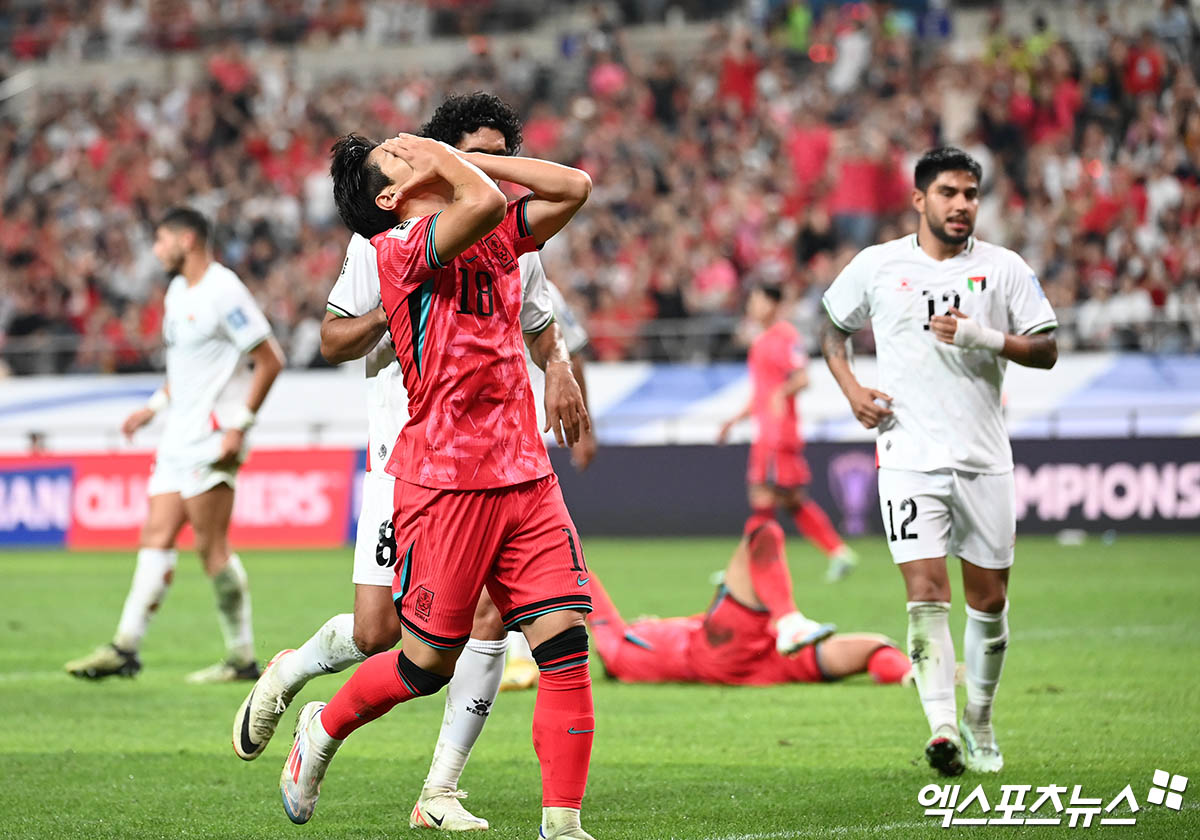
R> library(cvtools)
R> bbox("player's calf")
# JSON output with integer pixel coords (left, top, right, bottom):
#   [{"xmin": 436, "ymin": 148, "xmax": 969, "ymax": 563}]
[
  {"xmin": 321, "ymin": 650, "xmax": 451, "ymax": 740},
  {"xmin": 530, "ymin": 624, "xmax": 595, "ymax": 838}
]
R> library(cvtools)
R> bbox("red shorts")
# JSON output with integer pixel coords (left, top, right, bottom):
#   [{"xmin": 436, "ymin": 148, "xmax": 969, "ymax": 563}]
[
  {"xmin": 687, "ymin": 588, "xmax": 825, "ymax": 685},
  {"xmin": 391, "ymin": 474, "xmax": 592, "ymax": 650},
  {"xmin": 746, "ymin": 442, "xmax": 811, "ymax": 489}
]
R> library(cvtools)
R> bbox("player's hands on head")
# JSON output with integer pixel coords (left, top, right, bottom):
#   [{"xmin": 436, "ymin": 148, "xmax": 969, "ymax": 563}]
[
  {"xmin": 543, "ymin": 361, "xmax": 590, "ymax": 449},
  {"xmin": 121, "ymin": 407, "xmax": 156, "ymax": 441},
  {"xmin": 380, "ymin": 134, "xmax": 451, "ymax": 199},
  {"xmin": 847, "ymin": 384, "xmax": 893, "ymax": 430}
]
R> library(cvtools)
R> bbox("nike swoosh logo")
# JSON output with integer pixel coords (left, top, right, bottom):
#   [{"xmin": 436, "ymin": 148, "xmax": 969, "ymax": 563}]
[
  {"xmin": 429, "ymin": 813, "xmax": 444, "ymax": 826},
  {"xmin": 239, "ymin": 687, "xmax": 259, "ymax": 756},
  {"xmin": 567, "ymin": 727, "xmax": 594, "ymax": 735},
  {"xmin": 465, "ymin": 256, "xmax": 477, "ymax": 263},
  {"xmin": 576, "ymin": 576, "xmax": 589, "ymax": 586}
]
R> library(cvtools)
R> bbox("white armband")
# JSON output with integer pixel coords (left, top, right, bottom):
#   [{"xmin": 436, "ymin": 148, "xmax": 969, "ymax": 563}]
[
  {"xmin": 231, "ymin": 405, "xmax": 257, "ymax": 431},
  {"xmin": 146, "ymin": 388, "xmax": 169, "ymax": 414},
  {"xmin": 952, "ymin": 319, "xmax": 1006, "ymax": 353}
]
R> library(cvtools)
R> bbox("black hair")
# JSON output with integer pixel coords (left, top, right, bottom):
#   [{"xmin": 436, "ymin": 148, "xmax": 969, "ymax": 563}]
[
  {"xmin": 157, "ymin": 206, "xmax": 210, "ymax": 247},
  {"xmin": 914, "ymin": 147, "xmax": 983, "ymax": 192},
  {"xmin": 329, "ymin": 133, "xmax": 396, "ymax": 238},
  {"xmin": 755, "ymin": 284, "xmax": 783, "ymax": 303},
  {"xmin": 420, "ymin": 92, "xmax": 523, "ymax": 155}
]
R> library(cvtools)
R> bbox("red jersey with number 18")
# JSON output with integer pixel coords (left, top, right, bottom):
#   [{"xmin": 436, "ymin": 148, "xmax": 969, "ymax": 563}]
[{"xmin": 373, "ymin": 197, "xmax": 551, "ymax": 490}]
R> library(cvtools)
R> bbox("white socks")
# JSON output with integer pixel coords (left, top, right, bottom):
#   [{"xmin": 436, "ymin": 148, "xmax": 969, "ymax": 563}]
[
  {"xmin": 542, "ymin": 807, "xmax": 584, "ymax": 837},
  {"xmin": 507, "ymin": 629, "xmax": 533, "ymax": 663},
  {"xmin": 423, "ymin": 636, "xmax": 508, "ymax": 793},
  {"xmin": 963, "ymin": 602, "xmax": 1008, "ymax": 726},
  {"xmin": 114, "ymin": 548, "xmax": 178, "ymax": 651},
  {"xmin": 212, "ymin": 554, "xmax": 254, "ymax": 666},
  {"xmin": 276, "ymin": 613, "xmax": 367, "ymax": 693},
  {"xmin": 906, "ymin": 601, "xmax": 957, "ymax": 734}
]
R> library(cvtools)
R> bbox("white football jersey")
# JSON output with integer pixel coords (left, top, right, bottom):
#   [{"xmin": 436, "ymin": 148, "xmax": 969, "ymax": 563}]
[
  {"xmin": 160, "ymin": 261, "xmax": 273, "ymax": 451},
  {"xmin": 822, "ymin": 234, "xmax": 1057, "ymax": 474},
  {"xmin": 326, "ymin": 233, "xmax": 559, "ymax": 470}
]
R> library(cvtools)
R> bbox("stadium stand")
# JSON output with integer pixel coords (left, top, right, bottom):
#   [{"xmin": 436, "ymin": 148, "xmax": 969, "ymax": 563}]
[{"xmin": 1, "ymin": 0, "xmax": 1197, "ymax": 375}]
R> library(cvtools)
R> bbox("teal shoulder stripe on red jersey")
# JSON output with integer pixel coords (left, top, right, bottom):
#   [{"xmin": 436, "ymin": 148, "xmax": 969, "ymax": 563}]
[
  {"xmin": 405, "ymin": 279, "xmax": 435, "ymax": 376},
  {"xmin": 516, "ymin": 195, "xmax": 532, "ymax": 239},
  {"xmin": 426, "ymin": 211, "xmax": 446, "ymax": 270}
]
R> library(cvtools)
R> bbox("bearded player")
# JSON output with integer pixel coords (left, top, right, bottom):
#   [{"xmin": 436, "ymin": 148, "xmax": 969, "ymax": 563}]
[
  {"xmin": 65, "ymin": 207, "xmax": 284, "ymax": 684},
  {"xmin": 821, "ymin": 148, "xmax": 1057, "ymax": 775},
  {"xmin": 589, "ymin": 520, "xmax": 911, "ymax": 688},
  {"xmin": 718, "ymin": 284, "xmax": 858, "ymax": 585},
  {"xmin": 276, "ymin": 133, "xmax": 596, "ymax": 840}
]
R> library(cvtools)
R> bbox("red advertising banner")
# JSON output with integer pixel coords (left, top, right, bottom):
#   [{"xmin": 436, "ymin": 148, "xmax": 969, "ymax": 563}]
[{"xmin": 0, "ymin": 449, "xmax": 358, "ymax": 549}]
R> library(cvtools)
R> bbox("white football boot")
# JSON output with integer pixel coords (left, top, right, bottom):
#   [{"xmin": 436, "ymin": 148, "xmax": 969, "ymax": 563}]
[
  {"xmin": 280, "ymin": 701, "xmax": 342, "ymax": 824},
  {"xmin": 410, "ymin": 789, "xmax": 489, "ymax": 831},
  {"xmin": 825, "ymin": 546, "xmax": 858, "ymax": 583},
  {"xmin": 233, "ymin": 649, "xmax": 296, "ymax": 760},
  {"xmin": 774, "ymin": 611, "xmax": 836, "ymax": 656},
  {"xmin": 185, "ymin": 659, "xmax": 260, "ymax": 684},
  {"xmin": 960, "ymin": 713, "xmax": 1004, "ymax": 772}
]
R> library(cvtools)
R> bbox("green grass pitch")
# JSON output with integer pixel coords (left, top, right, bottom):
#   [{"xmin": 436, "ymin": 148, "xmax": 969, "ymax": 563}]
[{"xmin": 2, "ymin": 535, "xmax": 1198, "ymax": 839}]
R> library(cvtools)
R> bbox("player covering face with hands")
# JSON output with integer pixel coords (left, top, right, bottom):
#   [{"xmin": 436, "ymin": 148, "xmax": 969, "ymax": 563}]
[
  {"xmin": 276, "ymin": 132, "xmax": 597, "ymax": 839},
  {"xmin": 234, "ymin": 93, "xmax": 593, "ymax": 832}
]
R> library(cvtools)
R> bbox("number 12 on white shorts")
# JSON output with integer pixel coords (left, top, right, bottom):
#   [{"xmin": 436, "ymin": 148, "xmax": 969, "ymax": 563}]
[{"xmin": 876, "ymin": 468, "xmax": 1016, "ymax": 569}]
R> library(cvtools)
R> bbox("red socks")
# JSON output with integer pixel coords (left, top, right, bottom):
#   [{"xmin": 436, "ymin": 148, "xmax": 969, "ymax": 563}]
[
  {"xmin": 792, "ymin": 500, "xmax": 844, "ymax": 556},
  {"xmin": 320, "ymin": 651, "xmax": 449, "ymax": 740},
  {"xmin": 868, "ymin": 645, "xmax": 912, "ymax": 684},
  {"xmin": 744, "ymin": 520, "xmax": 796, "ymax": 623},
  {"xmin": 744, "ymin": 506, "xmax": 775, "ymax": 535},
  {"xmin": 532, "ymin": 627, "xmax": 594, "ymax": 808}
]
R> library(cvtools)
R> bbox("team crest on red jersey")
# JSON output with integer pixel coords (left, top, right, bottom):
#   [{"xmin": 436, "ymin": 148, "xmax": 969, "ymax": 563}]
[
  {"xmin": 415, "ymin": 586, "xmax": 435, "ymax": 621},
  {"xmin": 481, "ymin": 233, "xmax": 516, "ymax": 270}
]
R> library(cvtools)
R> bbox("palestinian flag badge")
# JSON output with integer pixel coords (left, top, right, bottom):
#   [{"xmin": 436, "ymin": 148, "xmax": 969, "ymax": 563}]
[{"xmin": 966, "ymin": 276, "xmax": 987, "ymax": 292}]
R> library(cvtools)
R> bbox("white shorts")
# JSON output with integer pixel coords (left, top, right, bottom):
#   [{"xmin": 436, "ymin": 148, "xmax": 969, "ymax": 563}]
[
  {"xmin": 147, "ymin": 436, "xmax": 239, "ymax": 500},
  {"xmin": 352, "ymin": 470, "xmax": 398, "ymax": 587},
  {"xmin": 877, "ymin": 468, "xmax": 1015, "ymax": 569}
]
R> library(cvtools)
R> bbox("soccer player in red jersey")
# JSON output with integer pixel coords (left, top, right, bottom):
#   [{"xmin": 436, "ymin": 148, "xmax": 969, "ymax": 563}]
[
  {"xmin": 719, "ymin": 284, "xmax": 858, "ymax": 586},
  {"xmin": 589, "ymin": 520, "xmax": 911, "ymax": 686},
  {"xmin": 279, "ymin": 133, "xmax": 596, "ymax": 840}
]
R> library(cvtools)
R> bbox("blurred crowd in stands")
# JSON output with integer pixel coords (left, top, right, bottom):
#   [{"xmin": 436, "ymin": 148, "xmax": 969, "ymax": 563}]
[{"xmin": 1, "ymin": 0, "xmax": 1198, "ymax": 375}]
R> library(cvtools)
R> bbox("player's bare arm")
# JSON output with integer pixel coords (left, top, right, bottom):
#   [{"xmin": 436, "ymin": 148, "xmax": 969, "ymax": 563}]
[
  {"xmin": 377, "ymin": 135, "xmax": 506, "ymax": 262},
  {"xmin": 217, "ymin": 336, "xmax": 284, "ymax": 465},
  {"xmin": 930, "ymin": 307, "xmax": 1058, "ymax": 369},
  {"xmin": 319, "ymin": 307, "xmax": 388, "ymax": 365},
  {"xmin": 525, "ymin": 321, "xmax": 590, "ymax": 447},
  {"xmin": 717, "ymin": 401, "xmax": 752, "ymax": 444},
  {"xmin": 459, "ymin": 153, "xmax": 592, "ymax": 244},
  {"xmin": 123, "ymin": 384, "xmax": 170, "ymax": 440},
  {"xmin": 569, "ymin": 353, "xmax": 597, "ymax": 470},
  {"xmin": 771, "ymin": 367, "xmax": 809, "ymax": 417},
  {"xmin": 820, "ymin": 316, "xmax": 893, "ymax": 429}
]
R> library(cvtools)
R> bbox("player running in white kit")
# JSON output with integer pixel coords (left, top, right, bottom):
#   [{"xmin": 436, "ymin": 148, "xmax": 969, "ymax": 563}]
[
  {"xmin": 66, "ymin": 207, "xmax": 284, "ymax": 684},
  {"xmin": 820, "ymin": 148, "xmax": 1058, "ymax": 776}
]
